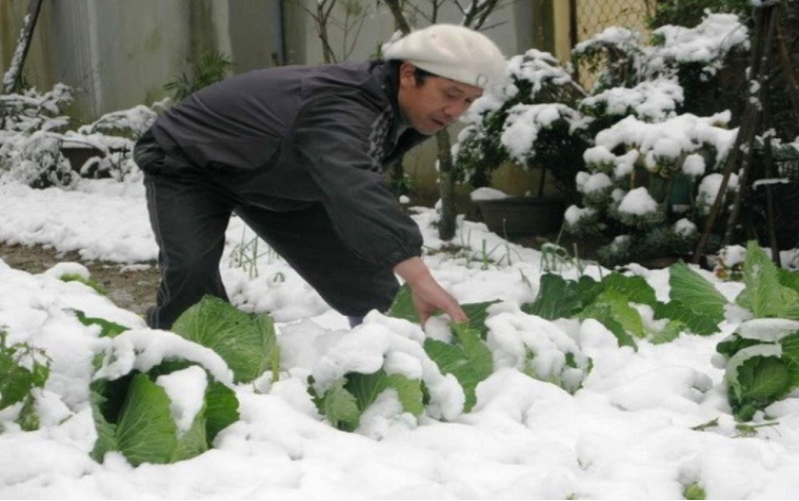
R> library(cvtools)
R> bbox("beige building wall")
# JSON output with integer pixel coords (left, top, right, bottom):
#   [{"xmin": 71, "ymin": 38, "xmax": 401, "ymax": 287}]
[
  {"xmin": 1, "ymin": 0, "xmax": 281, "ymax": 123},
  {"xmin": 1, "ymin": 0, "xmax": 650, "ymax": 204}
]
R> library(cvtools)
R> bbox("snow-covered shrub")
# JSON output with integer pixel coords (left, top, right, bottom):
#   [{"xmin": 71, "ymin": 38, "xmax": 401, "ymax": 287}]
[
  {"xmin": 0, "ymin": 84, "xmax": 76, "ymax": 188},
  {"xmin": 453, "ymin": 49, "xmax": 591, "ymax": 198},
  {"xmin": 569, "ymin": 111, "xmax": 739, "ymax": 266},
  {"xmin": 1, "ymin": 83, "xmax": 161, "ymax": 187},
  {"xmin": 454, "ymin": 12, "xmax": 750, "ymax": 266},
  {"xmin": 58, "ymin": 103, "xmax": 161, "ymax": 182},
  {"xmin": 564, "ymin": 13, "xmax": 749, "ymax": 267}
]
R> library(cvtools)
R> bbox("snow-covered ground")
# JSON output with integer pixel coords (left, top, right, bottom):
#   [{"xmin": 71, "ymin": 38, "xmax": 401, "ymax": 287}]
[{"xmin": 2, "ymin": 178, "xmax": 799, "ymax": 499}]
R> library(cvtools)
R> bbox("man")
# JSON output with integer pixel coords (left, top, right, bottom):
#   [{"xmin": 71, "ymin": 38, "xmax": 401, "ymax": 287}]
[{"xmin": 133, "ymin": 24, "xmax": 506, "ymax": 330}]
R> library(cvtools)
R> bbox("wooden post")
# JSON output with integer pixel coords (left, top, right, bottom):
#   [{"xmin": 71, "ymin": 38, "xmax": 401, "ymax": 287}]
[
  {"xmin": 692, "ymin": 3, "xmax": 777, "ymax": 264},
  {"xmin": 721, "ymin": 5, "xmax": 778, "ymax": 247},
  {"xmin": 1, "ymin": 0, "xmax": 44, "ymax": 94},
  {"xmin": 763, "ymin": 138, "xmax": 781, "ymax": 264}
]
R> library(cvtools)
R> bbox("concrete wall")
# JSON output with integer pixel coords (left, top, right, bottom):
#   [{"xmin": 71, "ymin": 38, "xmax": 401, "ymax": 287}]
[
  {"xmin": 228, "ymin": 0, "xmax": 284, "ymax": 70},
  {"xmin": 3, "ymin": 1, "xmax": 195, "ymax": 121},
  {"xmin": 0, "ymin": 0, "xmax": 286, "ymax": 123},
  {"xmin": 2, "ymin": 0, "xmax": 56, "ymax": 92},
  {"xmin": 0, "ymin": 0, "xmax": 577, "ymax": 202}
]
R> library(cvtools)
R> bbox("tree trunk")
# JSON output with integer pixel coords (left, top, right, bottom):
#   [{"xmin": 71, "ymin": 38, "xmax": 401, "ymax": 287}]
[
  {"xmin": 721, "ymin": 4, "xmax": 778, "ymax": 248},
  {"xmin": 436, "ymin": 130, "xmax": 458, "ymax": 240},
  {"xmin": 2, "ymin": 0, "xmax": 44, "ymax": 94},
  {"xmin": 384, "ymin": 0, "xmax": 411, "ymax": 34}
]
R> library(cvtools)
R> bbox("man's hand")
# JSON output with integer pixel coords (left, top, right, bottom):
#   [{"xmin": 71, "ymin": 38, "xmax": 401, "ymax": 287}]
[{"xmin": 393, "ymin": 257, "xmax": 468, "ymax": 326}]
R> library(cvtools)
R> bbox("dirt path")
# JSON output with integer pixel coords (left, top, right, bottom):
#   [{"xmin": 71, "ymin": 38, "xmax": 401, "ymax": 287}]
[
  {"xmin": 0, "ymin": 234, "xmax": 586, "ymax": 320},
  {"xmin": 0, "ymin": 242, "xmax": 159, "ymax": 317}
]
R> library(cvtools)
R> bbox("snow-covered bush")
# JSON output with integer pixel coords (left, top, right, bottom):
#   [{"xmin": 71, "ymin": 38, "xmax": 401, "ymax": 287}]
[
  {"xmin": 564, "ymin": 13, "xmax": 749, "ymax": 267},
  {"xmin": 61, "ymin": 103, "xmax": 160, "ymax": 182},
  {"xmin": 0, "ymin": 84, "xmax": 161, "ymax": 187},
  {"xmin": 453, "ymin": 49, "xmax": 591, "ymax": 198},
  {"xmin": 0, "ymin": 84, "xmax": 76, "ymax": 188},
  {"xmin": 454, "ymin": 12, "xmax": 751, "ymax": 267}
]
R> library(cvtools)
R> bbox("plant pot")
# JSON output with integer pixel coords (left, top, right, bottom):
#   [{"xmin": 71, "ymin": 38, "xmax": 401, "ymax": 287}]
[
  {"xmin": 476, "ymin": 197, "xmax": 565, "ymax": 237},
  {"xmin": 636, "ymin": 255, "xmax": 682, "ymax": 269},
  {"xmin": 61, "ymin": 144, "xmax": 104, "ymax": 174}
]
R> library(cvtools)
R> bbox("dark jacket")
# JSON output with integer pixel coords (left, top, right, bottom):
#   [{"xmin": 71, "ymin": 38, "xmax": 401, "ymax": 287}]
[{"xmin": 148, "ymin": 60, "xmax": 429, "ymax": 269}]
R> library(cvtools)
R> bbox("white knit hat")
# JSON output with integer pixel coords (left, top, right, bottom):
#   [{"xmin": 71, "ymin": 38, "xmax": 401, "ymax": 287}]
[{"xmin": 382, "ymin": 24, "xmax": 507, "ymax": 89}]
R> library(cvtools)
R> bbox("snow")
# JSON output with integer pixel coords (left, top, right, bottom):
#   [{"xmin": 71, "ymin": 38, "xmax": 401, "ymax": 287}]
[
  {"xmin": 157, "ymin": 366, "xmax": 209, "ymax": 434},
  {"xmin": 618, "ymin": 187, "xmax": 658, "ymax": 215},
  {"xmin": 576, "ymin": 171, "xmax": 612, "ymax": 194},
  {"xmin": 651, "ymin": 14, "xmax": 750, "ymax": 69},
  {"xmin": 720, "ymin": 244, "xmax": 747, "ymax": 267},
  {"xmin": 737, "ymin": 319, "xmax": 799, "ymax": 342},
  {"xmin": 3, "ymin": 174, "xmax": 799, "ymax": 499},
  {"xmin": 469, "ymin": 186, "xmax": 508, "ymax": 201},
  {"xmin": 697, "ymin": 172, "xmax": 740, "ymax": 215},
  {"xmin": 1, "ymin": 14, "xmax": 32, "ymax": 92},
  {"xmin": 564, "ymin": 205, "xmax": 595, "ymax": 226},
  {"xmin": 1, "ymin": 9, "xmax": 798, "ymax": 494},
  {"xmin": 591, "ymin": 113, "xmax": 738, "ymax": 173},
  {"xmin": 581, "ymin": 79, "xmax": 684, "ymax": 122},
  {"xmin": 683, "ymin": 152, "xmax": 707, "ymax": 177},
  {"xmin": 674, "ymin": 218, "xmax": 698, "ymax": 237},
  {"xmin": 573, "ymin": 26, "xmax": 641, "ymax": 55},
  {"xmin": 500, "ymin": 103, "xmax": 591, "ymax": 163}
]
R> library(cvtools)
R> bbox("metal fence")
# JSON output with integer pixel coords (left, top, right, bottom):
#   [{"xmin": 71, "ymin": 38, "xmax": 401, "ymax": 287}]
[
  {"xmin": 573, "ymin": 0, "xmax": 654, "ymax": 41},
  {"xmin": 571, "ymin": 0, "xmax": 655, "ymax": 88}
]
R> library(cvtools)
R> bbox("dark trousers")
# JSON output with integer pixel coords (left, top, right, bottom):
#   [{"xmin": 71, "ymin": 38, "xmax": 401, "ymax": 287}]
[{"xmin": 137, "ymin": 139, "xmax": 399, "ymax": 330}]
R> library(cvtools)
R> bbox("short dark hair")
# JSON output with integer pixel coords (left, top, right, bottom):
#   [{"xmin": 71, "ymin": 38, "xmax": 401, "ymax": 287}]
[
  {"xmin": 388, "ymin": 60, "xmax": 438, "ymax": 87},
  {"xmin": 413, "ymin": 66, "xmax": 436, "ymax": 86}
]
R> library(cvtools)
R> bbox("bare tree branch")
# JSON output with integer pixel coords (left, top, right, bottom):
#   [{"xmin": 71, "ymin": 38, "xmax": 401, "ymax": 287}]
[
  {"xmin": 319, "ymin": 0, "xmax": 339, "ymax": 63},
  {"xmin": 342, "ymin": 4, "xmax": 372, "ymax": 60},
  {"xmin": 384, "ymin": 0, "xmax": 412, "ymax": 33},
  {"xmin": 431, "ymin": 0, "xmax": 444, "ymax": 23},
  {"xmin": 322, "ymin": 0, "xmax": 338, "ymax": 22},
  {"xmin": 461, "ymin": 0, "xmax": 481, "ymax": 26}
]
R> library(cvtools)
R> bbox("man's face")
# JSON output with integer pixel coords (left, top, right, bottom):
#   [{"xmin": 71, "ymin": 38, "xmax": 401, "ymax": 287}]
[{"xmin": 397, "ymin": 62, "xmax": 484, "ymax": 136}]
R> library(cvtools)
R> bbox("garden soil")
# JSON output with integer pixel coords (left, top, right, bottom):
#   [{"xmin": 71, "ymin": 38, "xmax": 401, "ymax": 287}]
[
  {"xmin": 0, "ymin": 234, "xmax": 584, "ymax": 321},
  {"xmin": 0, "ymin": 241, "xmax": 158, "ymax": 318}
]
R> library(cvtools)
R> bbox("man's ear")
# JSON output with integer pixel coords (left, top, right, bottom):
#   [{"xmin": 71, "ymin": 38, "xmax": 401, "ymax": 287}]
[{"xmin": 398, "ymin": 61, "xmax": 418, "ymax": 88}]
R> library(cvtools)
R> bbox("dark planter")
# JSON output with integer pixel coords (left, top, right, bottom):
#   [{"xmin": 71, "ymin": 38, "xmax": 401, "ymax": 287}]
[
  {"xmin": 476, "ymin": 197, "xmax": 565, "ymax": 237},
  {"xmin": 636, "ymin": 255, "xmax": 682, "ymax": 269},
  {"xmin": 60, "ymin": 144, "xmax": 104, "ymax": 174}
]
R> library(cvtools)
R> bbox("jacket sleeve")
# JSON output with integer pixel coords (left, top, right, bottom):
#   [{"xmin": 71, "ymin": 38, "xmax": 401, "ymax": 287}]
[{"xmin": 292, "ymin": 91, "xmax": 424, "ymax": 269}]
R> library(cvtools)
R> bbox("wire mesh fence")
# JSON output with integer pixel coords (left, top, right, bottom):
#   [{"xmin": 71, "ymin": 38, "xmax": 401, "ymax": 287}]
[
  {"xmin": 571, "ymin": 0, "xmax": 655, "ymax": 88},
  {"xmin": 574, "ymin": 0, "xmax": 654, "ymax": 41}
]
